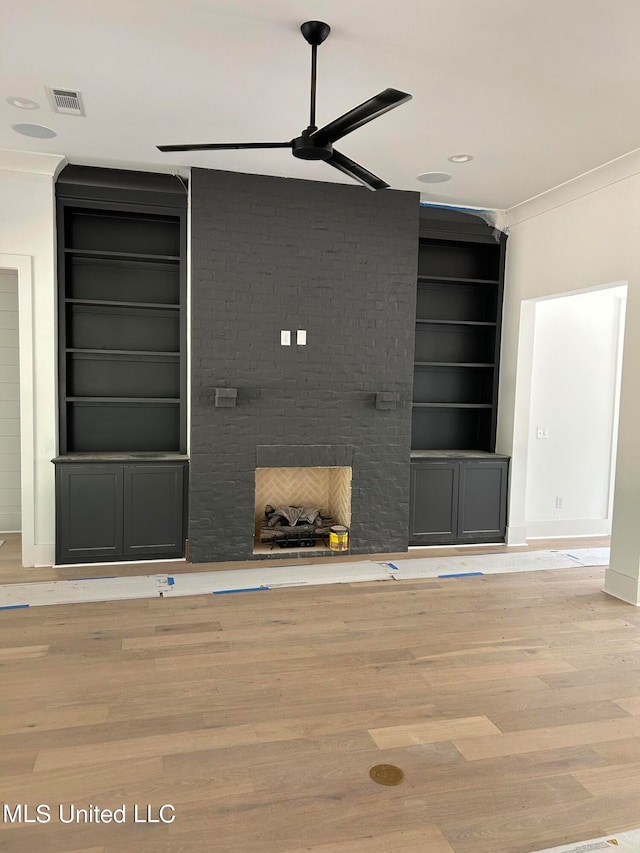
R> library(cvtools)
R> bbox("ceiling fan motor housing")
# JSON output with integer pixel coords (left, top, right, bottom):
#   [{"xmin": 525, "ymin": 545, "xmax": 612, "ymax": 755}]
[{"xmin": 292, "ymin": 134, "xmax": 333, "ymax": 161}]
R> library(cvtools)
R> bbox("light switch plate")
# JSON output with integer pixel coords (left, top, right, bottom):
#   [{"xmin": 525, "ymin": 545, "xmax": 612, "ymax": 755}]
[
  {"xmin": 296, "ymin": 330, "xmax": 307, "ymax": 345},
  {"xmin": 281, "ymin": 330, "xmax": 291, "ymax": 346}
]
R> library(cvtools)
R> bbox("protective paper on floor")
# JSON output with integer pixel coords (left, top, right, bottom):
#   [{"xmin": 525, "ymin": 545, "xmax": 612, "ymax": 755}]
[
  {"xmin": 0, "ymin": 561, "xmax": 390, "ymax": 608},
  {"xmin": 553, "ymin": 547, "xmax": 610, "ymax": 566},
  {"xmin": 0, "ymin": 550, "xmax": 609, "ymax": 610},
  {"xmin": 530, "ymin": 828, "xmax": 640, "ymax": 851},
  {"xmin": 384, "ymin": 550, "xmax": 580, "ymax": 579}
]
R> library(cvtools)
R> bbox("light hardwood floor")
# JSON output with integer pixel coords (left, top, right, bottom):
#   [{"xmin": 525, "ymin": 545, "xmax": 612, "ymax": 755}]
[{"xmin": 2, "ymin": 540, "xmax": 640, "ymax": 852}]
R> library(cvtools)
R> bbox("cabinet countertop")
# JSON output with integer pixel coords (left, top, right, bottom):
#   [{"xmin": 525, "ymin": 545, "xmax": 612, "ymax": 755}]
[
  {"xmin": 411, "ymin": 449, "xmax": 510, "ymax": 460},
  {"xmin": 52, "ymin": 454, "xmax": 189, "ymax": 464}
]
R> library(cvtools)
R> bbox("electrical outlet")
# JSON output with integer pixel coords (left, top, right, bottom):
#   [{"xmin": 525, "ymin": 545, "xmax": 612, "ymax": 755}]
[
  {"xmin": 555, "ymin": 496, "xmax": 563, "ymax": 509},
  {"xmin": 536, "ymin": 427, "xmax": 549, "ymax": 439}
]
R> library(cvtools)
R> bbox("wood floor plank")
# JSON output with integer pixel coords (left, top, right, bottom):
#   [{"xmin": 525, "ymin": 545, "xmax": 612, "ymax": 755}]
[
  {"xmin": 0, "ymin": 703, "xmax": 109, "ymax": 736},
  {"xmin": 454, "ymin": 717, "xmax": 640, "ymax": 761},
  {"xmin": 420, "ymin": 659, "xmax": 577, "ymax": 687},
  {"xmin": 281, "ymin": 827, "xmax": 456, "ymax": 852},
  {"xmin": 368, "ymin": 715, "xmax": 501, "ymax": 749},
  {"xmin": 0, "ymin": 644, "xmax": 49, "ymax": 660},
  {"xmin": 614, "ymin": 695, "xmax": 640, "ymax": 714},
  {"xmin": 33, "ymin": 725, "xmax": 259, "ymax": 771},
  {"xmin": 573, "ymin": 760, "xmax": 640, "ymax": 794}
]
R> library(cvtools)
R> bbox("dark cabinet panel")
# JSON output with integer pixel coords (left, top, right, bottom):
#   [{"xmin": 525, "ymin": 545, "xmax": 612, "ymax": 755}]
[
  {"xmin": 458, "ymin": 460, "xmax": 508, "ymax": 540},
  {"xmin": 414, "ymin": 324, "xmax": 495, "ymax": 364},
  {"xmin": 417, "ymin": 239, "xmax": 500, "ymax": 281},
  {"xmin": 410, "ymin": 462, "xmax": 458, "ymax": 542},
  {"xmin": 66, "ymin": 210, "xmax": 181, "ymax": 256},
  {"xmin": 67, "ymin": 352, "xmax": 180, "ymax": 399},
  {"xmin": 123, "ymin": 465, "xmax": 185, "ymax": 557},
  {"xmin": 55, "ymin": 461, "xmax": 187, "ymax": 564},
  {"xmin": 416, "ymin": 281, "xmax": 498, "ymax": 323},
  {"xmin": 409, "ymin": 457, "xmax": 509, "ymax": 545},
  {"xmin": 67, "ymin": 304, "xmax": 180, "ymax": 353},
  {"xmin": 66, "ymin": 403, "xmax": 180, "ymax": 453},
  {"xmin": 411, "ymin": 408, "xmax": 493, "ymax": 452},
  {"xmin": 56, "ymin": 465, "xmax": 123, "ymax": 563},
  {"xmin": 413, "ymin": 365, "xmax": 494, "ymax": 405},
  {"xmin": 68, "ymin": 257, "xmax": 180, "ymax": 304}
]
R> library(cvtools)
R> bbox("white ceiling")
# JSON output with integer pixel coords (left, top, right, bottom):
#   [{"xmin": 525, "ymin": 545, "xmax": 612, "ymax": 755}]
[{"xmin": 2, "ymin": 0, "xmax": 640, "ymax": 210}]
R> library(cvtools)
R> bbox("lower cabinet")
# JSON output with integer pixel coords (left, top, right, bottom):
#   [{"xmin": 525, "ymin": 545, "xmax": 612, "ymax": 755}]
[
  {"xmin": 409, "ymin": 456, "xmax": 509, "ymax": 545},
  {"xmin": 55, "ymin": 460, "xmax": 188, "ymax": 564}
]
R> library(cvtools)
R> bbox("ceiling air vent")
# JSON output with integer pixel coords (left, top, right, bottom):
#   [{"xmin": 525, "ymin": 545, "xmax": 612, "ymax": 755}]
[{"xmin": 47, "ymin": 88, "xmax": 85, "ymax": 116}]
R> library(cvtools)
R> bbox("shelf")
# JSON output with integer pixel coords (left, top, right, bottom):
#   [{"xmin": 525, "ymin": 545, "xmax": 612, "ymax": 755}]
[
  {"xmin": 417, "ymin": 275, "xmax": 500, "ymax": 286},
  {"xmin": 66, "ymin": 298, "xmax": 179, "ymax": 310},
  {"xmin": 413, "ymin": 403, "xmax": 493, "ymax": 409},
  {"xmin": 414, "ymin": 362, "xmax": 494, "ymax": 368},
  {"xmin": 416, "ymin": 319, "xmax": 496, "ymax": 327},
  {"xmin": 66, "ymin": 397, "xmax": 180, "ymax": 404},
  {"xmin": 66, "ymin": 348, "xmax": 180, "ymax": 357},
  {"xmin": 64, "ymin": 249, "xmax": 180, "ymax": 262}
]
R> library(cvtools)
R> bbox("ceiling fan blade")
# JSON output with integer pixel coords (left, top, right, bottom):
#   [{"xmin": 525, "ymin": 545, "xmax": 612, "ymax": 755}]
[
  {"xmin": 157, "ymin": 141, "xmax": 293, "ymax": 152},
  {"xmin": 312, "ymin": 88, "xmax": 412, "ymax": 146},
  {"xmin": 326, "ymin": 150, "xmax": 389, "ymax": 191}
]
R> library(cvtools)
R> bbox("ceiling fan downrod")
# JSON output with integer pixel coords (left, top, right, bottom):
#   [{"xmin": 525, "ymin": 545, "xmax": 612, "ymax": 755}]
[{"xmin": 300, "ymin": 21, "xmax": 331, "ymax": 133}]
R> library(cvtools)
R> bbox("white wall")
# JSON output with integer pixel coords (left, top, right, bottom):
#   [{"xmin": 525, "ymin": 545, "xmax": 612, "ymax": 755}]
[
  {"xmin": 0, "ymin": 150, "xmax": 66, "ymax": 565},
  {"xmin": 0, "ymin": 269, "xmax": 21, "ymax": 531},
  {"xmin": 500, "ymin": 149, "xmax": 640, "ymax": 603},
  {"xmin": 524, "ymin": 287, "xmax": 625, "ymax": 538}
]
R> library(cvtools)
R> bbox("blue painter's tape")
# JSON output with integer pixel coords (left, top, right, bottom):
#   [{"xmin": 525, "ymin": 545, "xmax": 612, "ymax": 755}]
[
  {"xmin": 68, "ymin": 576, "xmax": 117, "ymax": 581},
  {"xmin": 0, "ymin": 604, "xmax": 30, "ymax": 610},
  {"xmin": 213, "ymin": 586, "xmax": 269, "ymax": 595},
  {"xmin": 438, "ymin": 571, "xmax": 484, "ymax": 578},
  {"xmin": 167, "ymin": 577, "xmax": 175, "ymax": 586},
  {"xmin": 387, "ymin": 563, "xmax": 400, "ymax": 571}
]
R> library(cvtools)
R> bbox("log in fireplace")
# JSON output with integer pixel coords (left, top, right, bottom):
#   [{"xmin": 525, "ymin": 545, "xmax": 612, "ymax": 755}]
[{"xmin": 259, "ymin": 505, "xmax": 336, "ymax": 549}]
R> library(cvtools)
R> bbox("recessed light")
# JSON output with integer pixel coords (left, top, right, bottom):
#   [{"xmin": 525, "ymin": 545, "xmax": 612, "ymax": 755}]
[
  {"xmin": 6, "ymin": 96, "xmax": 40, "ymax": 110},
  {"xmin": 417, "ymin": 172, "xmax": 452, "ymax": 183},
  {"xmin": 448, "ymin": 153, "xmax": 473, "ymax": 163},
  {"xmin": 11, "ymin": 123, "xmax": 57, "ymax": 139}
]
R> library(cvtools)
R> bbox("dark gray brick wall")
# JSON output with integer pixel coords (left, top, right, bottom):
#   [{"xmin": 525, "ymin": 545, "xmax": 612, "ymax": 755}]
[{"xmin": 189, "ymin": 168, "xmax": 419, "ymax": 562}]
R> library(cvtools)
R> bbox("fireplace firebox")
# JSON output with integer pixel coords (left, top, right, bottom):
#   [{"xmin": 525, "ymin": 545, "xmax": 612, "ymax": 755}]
[{"xmin": 254, "ymin": 466, "xmax": 351, "ymax": 555}]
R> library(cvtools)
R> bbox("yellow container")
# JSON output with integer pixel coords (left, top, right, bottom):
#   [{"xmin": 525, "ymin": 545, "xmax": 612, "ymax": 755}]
[{"xmin": 329, "ymin": 526, "xmax": 349, "ymax": 552}]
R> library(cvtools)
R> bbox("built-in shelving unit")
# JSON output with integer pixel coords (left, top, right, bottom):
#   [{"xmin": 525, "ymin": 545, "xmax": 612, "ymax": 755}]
[
  {"xmin": 56, "ymin": 168, "xmax": 187, "ymax": 454},
  {"xmin": 411, "ymin": 207, "xmax": 506, "ymax": 453},
  {"xmin": 54, "ymin": 165, "xmax": 189, "ymax": 565},
  {"xmin": 409, "ymin": 206, "xmax": 509, "ymax": 546}
]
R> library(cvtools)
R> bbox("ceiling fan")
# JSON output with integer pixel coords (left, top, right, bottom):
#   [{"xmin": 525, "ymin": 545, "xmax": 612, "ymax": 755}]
[{"xmin": 158, "ymin": 21, "xmax": 412, "ymax": 191}]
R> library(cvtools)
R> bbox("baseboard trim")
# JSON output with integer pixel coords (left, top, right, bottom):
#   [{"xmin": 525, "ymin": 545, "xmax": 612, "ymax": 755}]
[
  {"xmin": 526, "ymin": 519, "xmax": 611, "ymax": 539},
  {"xmin": 604, "ymin": 567, "xmax": 640, "ymax": 606}
]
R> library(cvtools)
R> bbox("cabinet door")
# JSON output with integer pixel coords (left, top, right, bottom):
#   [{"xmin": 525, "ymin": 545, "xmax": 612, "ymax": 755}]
[
  {"xmin": 409, "ymin": 461, "xmax": 459, "ymax": 545},
  {"xmin": 56, "ymin": 465, "xmax": 123, "ymax": 564},
  {"xmin": 122, "ymin": 465, "xmax": 185, "ymax": 557},
  {"xmin": 457, "ymin": 460, "xmax": 508, "ymax": 542}
]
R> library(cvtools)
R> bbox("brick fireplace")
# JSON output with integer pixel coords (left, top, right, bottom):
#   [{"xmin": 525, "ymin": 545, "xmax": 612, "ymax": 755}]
[{"xmin": 189, "ymin": 168, "xmax": 419, "ymax": 563}]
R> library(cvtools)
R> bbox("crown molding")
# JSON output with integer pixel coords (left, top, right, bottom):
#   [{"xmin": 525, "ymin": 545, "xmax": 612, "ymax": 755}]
[
  {"xmin": 0, "ymin": 148, "xmax": 67, "ymax": 177},
  {"xmin": 504, "ymin": 147, "xmax": 640, "ymax": 229}
]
